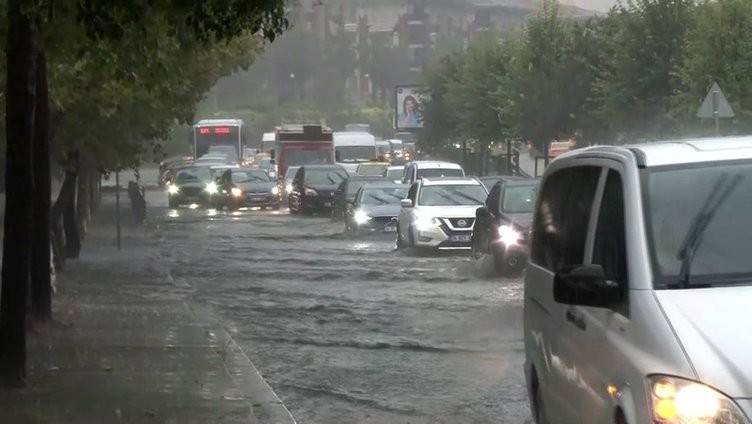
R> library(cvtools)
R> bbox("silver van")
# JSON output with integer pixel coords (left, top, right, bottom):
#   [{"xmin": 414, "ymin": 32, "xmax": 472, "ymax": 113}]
[{"xmin": 524, "ymin": 137, "xmax": 752, "ymax": 424}]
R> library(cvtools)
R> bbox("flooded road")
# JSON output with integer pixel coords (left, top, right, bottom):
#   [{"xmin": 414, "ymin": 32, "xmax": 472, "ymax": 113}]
[{"xmin": 154, "ymin": 203, "xmax": 532, "ymax": 424}]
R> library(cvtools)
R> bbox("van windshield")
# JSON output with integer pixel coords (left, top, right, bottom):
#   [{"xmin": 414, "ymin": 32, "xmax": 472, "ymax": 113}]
[
  {"xmin": 336, "ymin": 146, "xmax": 377, "ymax": 162},
  {"xmin": 642, "ymin": 161, "xmax": 752, "ymax": 288}
]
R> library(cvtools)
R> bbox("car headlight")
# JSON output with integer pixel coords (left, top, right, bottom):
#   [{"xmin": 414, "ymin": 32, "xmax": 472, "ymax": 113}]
[
  {"xmin": 649, "ymin": 375, "xmax": 749, "ymax": 424},
  {"xmin": 271, "ymin": 186, "xmax": 280, "ymax": 195},
  {"xmin": 286, "ymin": 183, "xmax": 293, "ymax": 193},
  {"xmin": 415, "ymin": 215, "xmax": 441, "ymax": 231},
  {"xmin": 167, "ymin": 185, "xmax": 179, "ymax": 194},
  {"xmin": 498, "ymin": 225, "xmax": 522, "ymax": 246},
  {"xmin": 354, "ymin": 210, "xmax": 371, "ymax": 224},
  {"xmin": 231, "ymin": 187, "xmax": 242, "ymax": 197},
  {"xmin": 304, "ymin": 187, "xmax": 318, "ymax": 196},
  {"xmin": 205, "ymin": 182, "xmax": 218, "ymax": 194}
]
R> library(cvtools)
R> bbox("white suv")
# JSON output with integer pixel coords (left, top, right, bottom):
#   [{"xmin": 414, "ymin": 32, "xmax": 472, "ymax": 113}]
[
  {"xmin": 397, "ymin": 177, "xmax": 488, "ymax": 251},
  {"xmin": 525, "ymin": 136, "xmax": 752, "ymax": 424}
]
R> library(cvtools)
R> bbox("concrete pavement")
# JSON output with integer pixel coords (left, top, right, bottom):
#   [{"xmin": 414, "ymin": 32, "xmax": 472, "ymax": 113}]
[{"xmin": 0, "ymin": 191, "xmax": 295, "ymax": 424}]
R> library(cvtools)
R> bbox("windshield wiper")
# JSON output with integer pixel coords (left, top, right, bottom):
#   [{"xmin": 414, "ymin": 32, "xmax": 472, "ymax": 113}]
[{"xmin": 676, "ymin": 173, "xmax": 742, "ymax": 288}]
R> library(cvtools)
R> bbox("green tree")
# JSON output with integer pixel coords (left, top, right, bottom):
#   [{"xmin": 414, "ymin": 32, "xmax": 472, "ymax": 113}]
[
  {"xmin": 419, "ymin": 53, "xmax": 463, "ymax": 154},
  {"xmin": 673, "ymin": 0, "xmax": 752, "ymax": 135},
  {"xmin": 592, "ymin": 0, "xmax": 695, "ymax": 142}
]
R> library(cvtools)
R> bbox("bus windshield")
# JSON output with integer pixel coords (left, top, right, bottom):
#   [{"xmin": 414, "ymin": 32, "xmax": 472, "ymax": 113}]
[{"xmin": 195, "ymin": 125, "xmax": 240, "ymax": 159}]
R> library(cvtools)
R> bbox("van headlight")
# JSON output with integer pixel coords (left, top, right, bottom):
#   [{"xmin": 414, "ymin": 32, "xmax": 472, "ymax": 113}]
[
  {"xmin": 167, "ymin": 185, "xmax": 179, "ymax": 194},
  {"xmin": 354, "ymin": 210, "xmax": 371, "ymax": 224},
  {"xmin": 498, "ymin": 225, "xmax": 522, "ymax": 246},
  {"xmin": 649, "ymin": 375, "xmax": 749, "ymax": 424},
  {"xmin": 205, "ymin": 182, "xmax": 218, "ymax": 194}
]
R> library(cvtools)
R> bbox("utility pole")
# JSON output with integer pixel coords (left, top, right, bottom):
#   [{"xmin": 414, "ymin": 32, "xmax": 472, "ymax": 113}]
[{"xmin": 115, "ymin": 171, "xmax": 121, "ymax": 250}]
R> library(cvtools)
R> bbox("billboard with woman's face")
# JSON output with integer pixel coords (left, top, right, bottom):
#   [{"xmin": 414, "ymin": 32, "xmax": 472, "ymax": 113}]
[{"xmin": 395, "ymin": 85, "xmax": 426, "ymax": 131}]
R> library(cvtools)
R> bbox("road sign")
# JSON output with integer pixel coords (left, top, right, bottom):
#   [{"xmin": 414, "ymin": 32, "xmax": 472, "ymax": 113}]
[{"xmin": 696, "ymin": 82, "xmax": 735, "ymax": 119}]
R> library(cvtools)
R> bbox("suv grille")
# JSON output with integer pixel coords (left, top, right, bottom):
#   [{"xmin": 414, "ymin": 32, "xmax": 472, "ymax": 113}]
[{"xmin": 444, "ymin": 217, "xmax": 474, "ymax": 229}]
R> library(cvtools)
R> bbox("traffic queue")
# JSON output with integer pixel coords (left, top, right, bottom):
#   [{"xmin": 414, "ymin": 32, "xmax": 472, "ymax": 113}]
[{"xmin": 159, "ymin": 122, "xmax": 537, "ymax": 275}]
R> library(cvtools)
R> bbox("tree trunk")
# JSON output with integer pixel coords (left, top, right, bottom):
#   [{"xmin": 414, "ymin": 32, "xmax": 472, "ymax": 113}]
[
  {"xmin": 30, "ymin": 51, "xmax": 51, "ymax": 322},
  {"xmin": 51, "ymin": 170, "xmax": 76, "ymax": 271},
  {"xmin": 63, "ymin": 168, "xmax": 80, "ymax": 259},
  {"xmin": 76, "ymin": 158, "xmax": 90, "ymax": 239},
  {"xmin": 0, "ymin": 1, "xmax": 35, "ymax": 387}
]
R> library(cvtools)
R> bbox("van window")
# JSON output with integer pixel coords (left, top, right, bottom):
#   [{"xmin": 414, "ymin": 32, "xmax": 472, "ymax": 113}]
[
  {"xmin": 531, "ymin": 166, "xmax": 601, "ymax": 271},
  {"xmin": 592, "ymin": 170, "xmax": 629, "ymax": 314}
]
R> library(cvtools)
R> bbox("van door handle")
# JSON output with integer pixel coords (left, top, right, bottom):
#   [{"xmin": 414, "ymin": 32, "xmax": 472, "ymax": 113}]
[{"xmin": 565, "ymin": 309, "xmax": 586, "ymax": 331}]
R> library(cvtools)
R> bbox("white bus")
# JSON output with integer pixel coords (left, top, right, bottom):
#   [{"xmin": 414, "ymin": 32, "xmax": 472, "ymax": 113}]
[{"xmin": 333, "ymin": 131, "xmax": 378, "ymax": 174}]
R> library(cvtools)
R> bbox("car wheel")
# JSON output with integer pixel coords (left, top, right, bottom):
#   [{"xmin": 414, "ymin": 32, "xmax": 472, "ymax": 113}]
[{"xmin": 532, "ymin": 374, "xmax": 549, "ymax": 424}]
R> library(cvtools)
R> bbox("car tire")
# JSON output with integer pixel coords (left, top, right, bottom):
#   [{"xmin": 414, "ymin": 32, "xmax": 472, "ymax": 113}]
[{"xmin": 532, "ymin": 375, "xmax": 549, "ymax": 424}]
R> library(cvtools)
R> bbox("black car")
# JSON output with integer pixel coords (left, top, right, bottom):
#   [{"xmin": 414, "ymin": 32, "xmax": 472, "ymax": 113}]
[
  {"xmin": 344, "ymin": 183, "xmax": 408, "ymax": 233},
  {"xmin": 331, "ymin": 175, "xmax": 387, "ymax": 221},
  {"xmin": 167, "ymin": 166, "xmax": 218, "ymax": 208},
  {"xmin": 478, "ymin": 175, "xmax": 505, "ymax": 191},
  {"xmin": 289, "ymin": 165, "xmax": 349, "ymax": 215},
  {"xmin": 471, "ymin": 177, "xmax": 538, "ymax": 276},
  {"xmin": 216, "ymin": 168, "xmax": 280, "ymax": 210}
]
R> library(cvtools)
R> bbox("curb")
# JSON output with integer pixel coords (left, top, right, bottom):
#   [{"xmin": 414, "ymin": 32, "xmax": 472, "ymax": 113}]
[{"xmin": 187, "ymin": 301, "xmax": 297, "ymax": 424}]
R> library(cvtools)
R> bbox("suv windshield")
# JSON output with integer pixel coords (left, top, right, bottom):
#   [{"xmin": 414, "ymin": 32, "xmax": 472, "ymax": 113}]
[
  {"xmin": 175, "ymin": 167, "xmax": 212, "ymax": 184},
  {"xmin": 416, "ymin": 168, "xmax": 464, "ymax": 179},
  {"xmin": 305, "ymin": 168, "xmax": 348, "ymax": 186},
  {"xmin": 361, "ymin": 187, "xmax": 408, "ymax": 205},
  {"xmin": 501, "ymin": 184, "xmax": 537, "ymax": 213},
  {"xmin": 643, "ymin": 161, "xmax": 752, "ymax": 287},
  {"xmin": 419, "ymin": 185, "xmax": 487, "ymax": 206},
  {"xmin": 232, "ymin": 170, "xmax": 270, "ymax": 183}
]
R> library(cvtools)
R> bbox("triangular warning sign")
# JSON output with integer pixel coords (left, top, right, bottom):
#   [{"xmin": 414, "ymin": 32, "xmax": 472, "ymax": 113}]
[{"xmin": 696, "ymin": 82, "xmax": 735, "ymax": 119}]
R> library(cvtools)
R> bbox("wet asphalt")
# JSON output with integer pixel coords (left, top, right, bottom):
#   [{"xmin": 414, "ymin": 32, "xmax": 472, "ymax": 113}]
[{"xmin": 151, "ymin": 199, "xmax": 533, "ymax": 424}]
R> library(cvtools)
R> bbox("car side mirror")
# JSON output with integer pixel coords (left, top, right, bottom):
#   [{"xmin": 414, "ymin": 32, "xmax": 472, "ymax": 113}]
[
  {"xmin": 400, "ymin": 198, "xmax": 413, "ymax": 208},
  {"xmin": 476, "ymin": 206, "xmax": 491, "ymax": 219},
  {"xmin": 553, "ymin": 264, "xmax": 621, "ymax": 308}
]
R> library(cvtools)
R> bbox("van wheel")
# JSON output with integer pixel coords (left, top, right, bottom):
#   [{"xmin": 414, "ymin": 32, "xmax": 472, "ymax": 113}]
[{"xmin": 532, "ymin": 375, "xmax": 549, "ymax": 424}]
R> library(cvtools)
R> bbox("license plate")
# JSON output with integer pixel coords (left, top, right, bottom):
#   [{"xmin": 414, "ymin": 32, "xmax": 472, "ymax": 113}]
[
  {"xmin": 250, "ymin": 197, "xmax": 264, "ymax": 202},
  {"xmin": 450, "ymin": 235, "xmax": 472, "ymax": 242},
  {"xmin": 384, "ymin": 225, "xmax": 397, "ymax": 232},
  {"xmin": 324, "ymin": 202, "xmax": 332, "ymax": 207}
]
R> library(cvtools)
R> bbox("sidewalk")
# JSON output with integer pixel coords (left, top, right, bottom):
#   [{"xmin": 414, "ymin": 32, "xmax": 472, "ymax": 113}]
[{"xmin": 0, "ymin": 192, "xmax": 295, "ymax": 424}]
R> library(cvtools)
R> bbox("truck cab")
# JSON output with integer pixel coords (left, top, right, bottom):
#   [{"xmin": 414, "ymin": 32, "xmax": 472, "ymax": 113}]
[{"xmin": 271, "ymin": 125, "xmax": 335, "ymax": 182}]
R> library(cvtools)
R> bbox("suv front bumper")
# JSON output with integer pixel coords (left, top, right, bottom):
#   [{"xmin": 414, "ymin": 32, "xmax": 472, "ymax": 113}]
[{"xmin": 414, "ymin": 225, "xmax": 473, "ymax": 250}]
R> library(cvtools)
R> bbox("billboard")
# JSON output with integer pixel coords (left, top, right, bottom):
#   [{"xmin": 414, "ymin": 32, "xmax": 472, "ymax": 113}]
[{"xmin": 395, "ymin": 85, "xmax": 427, "ymax": 131}]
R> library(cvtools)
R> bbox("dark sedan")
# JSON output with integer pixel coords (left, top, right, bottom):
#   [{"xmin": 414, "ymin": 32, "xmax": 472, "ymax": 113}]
[
  {"xmin": 288, "ymin": 165, "xmax": 349, "ymax": 215},
  {"xmin": 167, "ymin": 166, "xmax": 218, "ymax": 208},
  {"xmin": 216, "ymin": 168, "xmax": 280, "ymax": 210},
  {"xmin": 331, "ymin": 175, "xmax": 387, "ymax": 221},
  {"xmin": 471, "ymin": 177, "xmax": 538, "ymax": 276},
  {"xmin": 344, "ymin": 184, "xmax": 408, "ymax": 233}
]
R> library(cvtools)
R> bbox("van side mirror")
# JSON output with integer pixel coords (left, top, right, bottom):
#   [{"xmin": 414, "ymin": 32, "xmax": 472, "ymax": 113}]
[
  {"xmin": 554, "ymin": 264, "xmax": 622, "ymax": 308},
  {"xmin": 400, "ymin": 198, "xmax": 413, "ymax": 208}
]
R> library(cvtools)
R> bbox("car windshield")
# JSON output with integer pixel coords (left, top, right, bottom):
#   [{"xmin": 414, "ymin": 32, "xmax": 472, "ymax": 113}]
[
  {"xmin": 416, "ymin": 168, "xmax": 464, "ymax": 179},
  {"xmin": 284, "ymin": 149, "xmax": 333, "ymax": 166},
  {"xmin": 361, "ymin": 187, "xmax": 408, "ymax": 205},
  {"xmin": 336, "ymin": 145, "xmax": 377, "ymax": 162},
  {"xmin": 232, "ymin": 170, "xmax": 270, "ymax": 183},
  {"xmin": 643, "ymin": 161, "xmax": 752, "ymax": 287},
  {"xmin": 346, "ymin": 180, "xmax": 375, "ymax": 197},
  {"xmin": 501, "ymin": 184, "xmax": 537, "ymax": 213},
  {"xmin": 418, "ymin": 185, "xmax": 487, "ymax": 206},
  {"xmin": 175, "ymin": 167, "xmax": 212, "ymax": 184},
  {"xmin": 357, "ymin": 164, "xmax": 388, "ymax": 176},
  {"xmin": 305, "ymin": 168, "xmax": 348, "ymax": 186}
]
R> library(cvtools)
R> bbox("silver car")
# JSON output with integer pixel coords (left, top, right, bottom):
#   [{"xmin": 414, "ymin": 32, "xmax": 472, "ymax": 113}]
[
  {"xmin": 397, "ymin": 177, "xmax": 488, "ymax": 251},
  {"xmin": 524, "ymin": 136, "xmax": 752, "ymax": 424}
]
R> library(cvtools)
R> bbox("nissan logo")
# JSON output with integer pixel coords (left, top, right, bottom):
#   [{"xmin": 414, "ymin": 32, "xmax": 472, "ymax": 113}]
[
  {"xmin": 457, "ymin": 219, "xmax": 467, "ymax": 227},
  {"xmin": 391, "ymin": 217, "xmax": 398, "ymax": 221}
]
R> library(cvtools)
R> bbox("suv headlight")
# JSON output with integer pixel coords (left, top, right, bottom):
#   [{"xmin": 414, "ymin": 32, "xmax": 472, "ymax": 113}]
[
  {"xmin": 649, "ymin": 375, "xmax": 749, "ymax": 424},
  {"xmin": 205, "ymin": 182, "xmax": 218, "ymax": 194},
  {"xmin": 304, "ymin": 187, "xmax": 318, "ymax": 196},
  {"xmin": 354, "ymin": 210, "xmax": 371, "ymax": 224},
  {"xmin": 498, "ymin": 225, "xmax": 522, "ymax": 246},
  {"xmin": 415, "ymin": 215, "xmax": 441, "ymax": 231}
]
